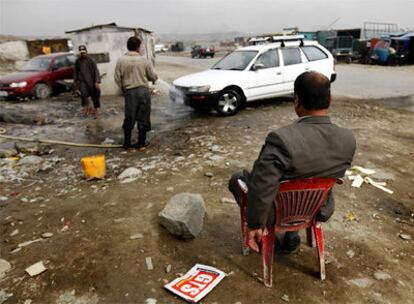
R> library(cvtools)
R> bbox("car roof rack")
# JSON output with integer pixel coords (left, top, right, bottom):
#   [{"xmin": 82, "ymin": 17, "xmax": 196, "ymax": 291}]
[{"xmin": 270, "ymin": 35, "xmax": 305, "ymax": 47}]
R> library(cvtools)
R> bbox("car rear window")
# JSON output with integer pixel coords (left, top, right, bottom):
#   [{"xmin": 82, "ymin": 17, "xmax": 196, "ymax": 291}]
[
  {"xmin": 256, "ymin": 49, "xmax": 279, "ymax": 68},
  {"xmin": 301, "ymin": 46, "xmax": 328, "ymax": 61},
  {"xmin": 281, "ymin": 48, "xmax": 302, "ymax": 66}
]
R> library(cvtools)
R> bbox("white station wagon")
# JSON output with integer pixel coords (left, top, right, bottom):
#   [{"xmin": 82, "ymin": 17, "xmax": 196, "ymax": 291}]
[{"xmin": 171, "ymin": 36, "xmax": 336, "ymax": 116}]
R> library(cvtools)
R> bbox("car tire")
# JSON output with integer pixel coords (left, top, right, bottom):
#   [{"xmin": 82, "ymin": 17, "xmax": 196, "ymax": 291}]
[
  {"xmin": 33, "ymin": 83, "xmax": 51, "ymax": 99},
  {"xmin": 215, "ymin": 89, "xmax": 242, "ymax": 116}
]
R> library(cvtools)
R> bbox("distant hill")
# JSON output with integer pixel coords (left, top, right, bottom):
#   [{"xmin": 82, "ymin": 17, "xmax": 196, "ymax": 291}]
[{"xmin": 0, "ymin": 34, "xmax": 23, "ymax": 42}]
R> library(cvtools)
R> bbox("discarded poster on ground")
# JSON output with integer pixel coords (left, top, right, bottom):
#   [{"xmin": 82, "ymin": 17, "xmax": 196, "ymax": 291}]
[{"xmin": 164, "ymin": 264, "xmax": 225, "ymax": 303}]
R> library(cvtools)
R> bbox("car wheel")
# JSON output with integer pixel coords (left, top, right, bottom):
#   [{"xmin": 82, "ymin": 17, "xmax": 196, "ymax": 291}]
[
  {"xmin": 33, "ymin": 83, "xmax": 51, "ymax": 99},
  {"xmin": 215, "ymin": 90, "xmax": 242, "ymax": 116}
]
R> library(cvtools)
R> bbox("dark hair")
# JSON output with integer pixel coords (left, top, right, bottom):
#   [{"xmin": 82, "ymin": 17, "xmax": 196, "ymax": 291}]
[
  {"xmin": 294, "ymin": 71, "xmax": 331, "ymax": 110},
  {"xmin": 127, "ymin": 36, "xmax": 141, "ymax": 51}
]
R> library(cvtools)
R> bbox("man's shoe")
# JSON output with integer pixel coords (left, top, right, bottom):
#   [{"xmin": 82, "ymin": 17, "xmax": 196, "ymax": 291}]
[
  {"xmin": 137, "ymin": 140, "xmax": 150, "ymax": 150},
  {"xmin": 282, "ymin": 232, "xmax": 301, "ymax": 254},
  {"xmin": 137, "ymin": 129, "xmax": 149, "ymax": 150},
  {"xmin": 123, "ymin": 130, "xmax": 132, "ymax": 150}
]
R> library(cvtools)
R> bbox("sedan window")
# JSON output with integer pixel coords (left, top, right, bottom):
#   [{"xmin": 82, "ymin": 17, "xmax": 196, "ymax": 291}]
[
  {"xmin": 66, "ymin": 54, "xmax": 77, "ymax": 65},
  {"xmin": 52, "ymin": 57, "xmax": 68, "ymax": 70},
  {"xmin": 281, "ymin": 48, "xmax": 302, "ymax": 66},
  {"xmin": 301, "ymin": 46, "xmax": 328, "ymax": 61},
  {"xmin": 19, "ymin": 58, "xmax": 52, "ymax": 72},
  {"xmin": 212, "ymin": 50, "xmax": 258, "ymax": 71},
  {"xmin": 256, "ymin": 49, "xmax": 279, "ymax": 68}
]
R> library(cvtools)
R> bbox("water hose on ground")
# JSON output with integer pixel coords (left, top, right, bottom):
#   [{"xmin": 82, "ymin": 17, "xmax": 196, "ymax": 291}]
[{"xmin": 0, "ymin": 127, "xmax": 122, "ymax": 148}]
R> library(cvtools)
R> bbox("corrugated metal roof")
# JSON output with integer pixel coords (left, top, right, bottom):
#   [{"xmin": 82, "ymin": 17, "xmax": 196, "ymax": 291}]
[{"xmin": 65, "ymin": 22, "xmax": 152, "ymax": 34}]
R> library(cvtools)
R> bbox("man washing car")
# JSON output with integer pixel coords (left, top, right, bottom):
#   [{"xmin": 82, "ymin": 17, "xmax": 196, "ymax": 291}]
[
  {"xmin": 229, "ymin": 71, "xmax": 356, "ymax": 253},
  {"xmin": 115, "ymin": 36, "xmax": 158, "ymax": 150}
]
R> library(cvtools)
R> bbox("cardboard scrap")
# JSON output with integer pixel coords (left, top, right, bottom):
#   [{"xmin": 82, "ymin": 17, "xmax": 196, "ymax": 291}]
[
  {"xmin": 164, "ymin": 264, "xmax": 225, "ymax": 303},
  {"xmin": 145, "ymin": 257, "xmax": 153, "ymax": 271},
  {"xmin": 25, "ymin": 261, "xmax": 47, "ymax": 277}
]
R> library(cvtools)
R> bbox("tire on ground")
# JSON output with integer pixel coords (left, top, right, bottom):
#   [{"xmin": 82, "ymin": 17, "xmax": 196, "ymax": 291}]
[
  {"xmin": 33, "ymin": 83, "xmax": 51, "ymax": 99},
  {"xmin": 215, "ymin": 89, "xmax": 242, "ymax": 116}
]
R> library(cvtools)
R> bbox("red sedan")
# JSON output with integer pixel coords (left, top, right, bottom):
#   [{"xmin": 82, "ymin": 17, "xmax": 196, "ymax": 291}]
[{"xmin": 0, "ymin": 52, "xmax": 76, "ymax": 99}]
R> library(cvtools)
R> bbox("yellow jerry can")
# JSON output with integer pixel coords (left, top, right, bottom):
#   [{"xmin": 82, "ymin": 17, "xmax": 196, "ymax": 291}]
[{"xmin": 80, "ymin": 154, "xmax": 106, "ymax": 180}]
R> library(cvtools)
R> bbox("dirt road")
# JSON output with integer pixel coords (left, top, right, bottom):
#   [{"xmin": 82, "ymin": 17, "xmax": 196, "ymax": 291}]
[{"xmin": 0, "ymin": 58, "xmax": 413, "ymax": 304}]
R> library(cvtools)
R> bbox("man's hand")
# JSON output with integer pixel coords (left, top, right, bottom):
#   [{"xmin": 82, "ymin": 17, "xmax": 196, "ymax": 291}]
[
  {"xmin": 247, "ymin": 228, "xmax": 263, "ymax": 253},
  {"xmin": 95, "ymin": 82, "xmax": 100, "ymax": 91}
]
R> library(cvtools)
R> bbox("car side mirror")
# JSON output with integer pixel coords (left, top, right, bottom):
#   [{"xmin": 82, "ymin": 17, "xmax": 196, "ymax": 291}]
[
  {"xmin": 51, "ymin": 66, "xmax": 59, "ymax": 71},
  {"xmin": 252, "ymin": 63, "xmax": 265, "ymax": 71}
]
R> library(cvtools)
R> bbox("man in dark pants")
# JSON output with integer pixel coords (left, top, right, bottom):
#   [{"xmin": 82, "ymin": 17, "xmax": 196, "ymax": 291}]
[
  {"xmin": 73, "ymin": 45, "xmax": 101, "ymax": 118},
  {"xmin": 229, "ymin": 71, "xmax": 356, "ymax": 254},
  {"xmin": 115, "ymin": 37, "xmax": 158, "ymax": 149}
]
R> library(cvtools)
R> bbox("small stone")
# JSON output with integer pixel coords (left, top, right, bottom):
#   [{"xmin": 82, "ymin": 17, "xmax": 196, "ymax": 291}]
[
  {"xmin": 349, "ymin": 278, "xmax": 371, "ymax": 288},
  {"xmin": 145, "ymin": 257, "xmax": 153, "ymax": 271},
  {"xmin": 41, "ymin": 232, "xmax": 53, "ymax": 238},
  {"xmin": 346, "ymin": 250, "xmax": 355, "ymax": 258},
  {"xmin": 374, "ymin": 271, "xmax": 392, "ymax": 281},
  {"xmin": 281, "ymin": 294, "xmax": 289, "ymax": 302},
  {"xmin": 0, "ymin": 196, "xmax": 8, "ymax": 202},
  {"xmin": 166, "ymin": 187, "xmax": 174, "ymax": 192},
  {"xmin": 221, "ymin": 197, "xmax": 236, "ymax": 204},
  {"xmin": 165, "ymin": 264, "xmax": 172, "ymax": 273},
  {"xmin": 9, "ymin": 229, "xmax": 19, "ymax": 237},
  {"xmin": 130, "ymin": 233, "xmax": 143, "ymax": 240},
  {"xmin": 399, "ymin": 233, "xmax": 412, "ymax": 240},
  {"xmin": 24, "ymin": 300, "xmax": 32, "ymax": 304},
  {"xmin": 204, "ymin": 172, "xmax": 214, "ymax": 178},
  {"xmin": 145, "ymin": 299, "xmax": 157, "ymax": 304},
  {"xmin": 0, "ymin": 259, "xmax": 11, "ymax": 279},
  {"xmin": 118, "ymin": 168, "xmax": 142, "ymax": 183}
]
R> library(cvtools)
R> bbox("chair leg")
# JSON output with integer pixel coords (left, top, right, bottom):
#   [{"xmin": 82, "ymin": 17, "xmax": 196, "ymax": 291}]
[
  {"xmin": 240, "ymin": 193, "xmax": 249, "ymax": 255},
  {"xmin": 262, "ymin": 228, "xmax": 275, "ymax": 288},
  {"xmin": 313, "ymin": 223, "xmax": 326, "ymax": 280},
  {"xmin": 306, "ymin": 227, "xmax": 315, "ymax": 248}
]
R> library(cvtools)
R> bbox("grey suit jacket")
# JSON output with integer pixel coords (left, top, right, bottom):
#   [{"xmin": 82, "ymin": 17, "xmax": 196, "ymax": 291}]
[{"xmin": 245, "ymin": 115, "xmax": 356, "ymax": 229}]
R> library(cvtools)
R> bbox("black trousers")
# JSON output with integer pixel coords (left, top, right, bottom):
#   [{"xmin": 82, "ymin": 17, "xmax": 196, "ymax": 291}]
[
  {"xmin": 79, "ymin": 83, "xmax": 100, "ymax": 108},
  {"xmin": 122, "ymin": 86, "xmax": 151, "ymax": 132}
]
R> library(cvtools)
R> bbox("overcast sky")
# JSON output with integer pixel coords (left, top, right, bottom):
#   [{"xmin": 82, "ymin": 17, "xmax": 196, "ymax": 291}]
[{"xmin": 0, "ymin": 0, "xmax": 413, "ymax": 37}]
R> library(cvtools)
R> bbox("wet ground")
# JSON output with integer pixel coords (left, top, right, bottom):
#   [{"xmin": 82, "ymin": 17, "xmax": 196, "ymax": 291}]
[{"xmin": 0, "ymin": 57, "xmax": 414, "ymax": 304}]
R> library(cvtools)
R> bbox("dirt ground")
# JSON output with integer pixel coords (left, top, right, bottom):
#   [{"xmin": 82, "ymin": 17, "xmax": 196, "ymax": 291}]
[{"xmin": 0, "ymin": 58, "xmax": 414, "ymax": 304}]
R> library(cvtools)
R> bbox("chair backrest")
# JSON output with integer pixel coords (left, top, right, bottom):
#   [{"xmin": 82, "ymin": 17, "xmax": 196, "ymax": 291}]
[{"xmin": 274, "ymin": 178, "xmax": 341, "ymax": 228}]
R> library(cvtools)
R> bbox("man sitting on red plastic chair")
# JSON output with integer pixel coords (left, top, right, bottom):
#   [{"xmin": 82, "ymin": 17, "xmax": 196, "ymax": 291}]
[{"xmin": 229, "ymin": 71, "xmax": 356, "ymax": 254}]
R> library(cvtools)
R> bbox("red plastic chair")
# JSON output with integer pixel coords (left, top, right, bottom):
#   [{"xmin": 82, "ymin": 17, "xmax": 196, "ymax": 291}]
[{"xmin": 238, "ymin": 177, "xmax": 342, "ymax": 287}]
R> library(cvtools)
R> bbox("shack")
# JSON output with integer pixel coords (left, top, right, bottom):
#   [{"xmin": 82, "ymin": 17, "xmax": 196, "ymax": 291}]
[{"xmin": 66, "ymin": 22, "xmax": 155, "ymax": 95}]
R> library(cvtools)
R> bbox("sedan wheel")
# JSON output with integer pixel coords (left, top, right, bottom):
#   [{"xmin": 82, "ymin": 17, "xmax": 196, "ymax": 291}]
[
  {"xmin": 34, "ymin": 83, "xmax": 51, "ymax": 99},
  {"xmin": 215, "ymin": 90, "xmax": 241, "ymax": 116}
]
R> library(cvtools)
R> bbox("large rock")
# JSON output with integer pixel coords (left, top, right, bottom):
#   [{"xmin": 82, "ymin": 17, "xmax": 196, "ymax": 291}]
[{"xmin": 159, "ymin": 193, "xmax": 206, "ymax": 239}]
